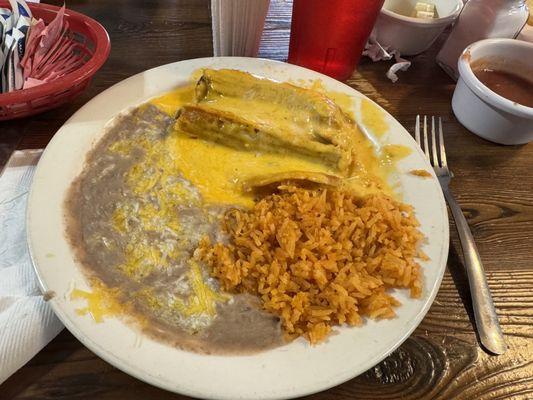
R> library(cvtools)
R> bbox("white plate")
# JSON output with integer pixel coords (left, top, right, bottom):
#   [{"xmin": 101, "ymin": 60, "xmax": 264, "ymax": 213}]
[{"xmin": 27, "ymin": 57, "xmax": 449, "ymax": 400}]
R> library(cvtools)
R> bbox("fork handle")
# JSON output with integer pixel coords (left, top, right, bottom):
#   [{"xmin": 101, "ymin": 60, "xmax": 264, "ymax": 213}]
[{"xmin": 443, "ymin": 188, "xmax": 507, "ymax": 355}]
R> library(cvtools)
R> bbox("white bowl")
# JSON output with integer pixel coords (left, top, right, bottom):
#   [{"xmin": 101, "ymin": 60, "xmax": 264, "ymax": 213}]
[
  {"xmin": 452, "ymin": 39, "xmax": 533, "ymax": 145},
  {"xmin": 374, "ymin": 0, "xmax": 463, "ymax": 56}
]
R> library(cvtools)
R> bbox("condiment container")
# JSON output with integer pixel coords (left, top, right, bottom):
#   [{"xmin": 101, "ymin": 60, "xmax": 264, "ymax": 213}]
[
  {"xmin": 437, "ymin": 0, "xmax": 529, "ymax": 80},
  {"xmin": 374, "ymin": 0, "xmax": 463, "ymax": 56},
  {"xmin": 288, "ymin": 0, "xmax": 384, "ymax": 81},
  {"xmin": 452, "ymin": 39, "xmax": 533, "ymax": 145}
]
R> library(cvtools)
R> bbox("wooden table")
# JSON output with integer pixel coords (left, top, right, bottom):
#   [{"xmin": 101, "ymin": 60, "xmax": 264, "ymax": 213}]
[{"xmin": 1, "ymin": 1, "xmax": 532, "ymax": 399}]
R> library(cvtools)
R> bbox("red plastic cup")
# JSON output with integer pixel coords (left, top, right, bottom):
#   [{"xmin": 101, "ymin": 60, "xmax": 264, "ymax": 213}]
[{"xmin": 288, "ymin": 0, "xmax": 384, "ymax": 81}]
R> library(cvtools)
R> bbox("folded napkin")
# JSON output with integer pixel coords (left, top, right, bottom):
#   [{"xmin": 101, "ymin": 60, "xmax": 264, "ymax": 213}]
[{"xmin": 0, "ymin": 150, "xmax": 63, "ymax": 385}]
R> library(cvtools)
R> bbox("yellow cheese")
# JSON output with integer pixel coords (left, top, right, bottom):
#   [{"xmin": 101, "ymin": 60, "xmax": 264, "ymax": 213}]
[
  {"xmin": 150, "ymin": 86, "xmax": 195, "ymax": 116},
  {"xmin": 361, "ymin": 99, "xmax": 388, "ymax": 138},
  {"xmin": 168, "ymin": 130, "xmax": 334, "ymax": 207},
  {"xmin": 383, "ymin": 144, "xmax": 412, "ymax": 162},
  {"xmin": 70, "ymin": 281, "xmax": 124, "ymax": 323},
  {"xmin": 148, "ymin": 82, "xmax": 397, "ymax": 203},
  {"xmin": 173, "ymin": 260, "xmax": 229, "ymax": 317}
]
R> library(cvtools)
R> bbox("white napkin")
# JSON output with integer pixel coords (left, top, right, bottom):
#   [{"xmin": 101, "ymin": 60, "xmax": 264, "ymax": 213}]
[
  {"xmin": 211, "ymin": 0, "xmax": 270, "ymax": 57},
  {"xmin": 0, "ymin": 149, "xmax": 63, "ymax": 385},
  {"xmin": 363, "ymin": 31, "xmax": 412, "ymax": 83}
]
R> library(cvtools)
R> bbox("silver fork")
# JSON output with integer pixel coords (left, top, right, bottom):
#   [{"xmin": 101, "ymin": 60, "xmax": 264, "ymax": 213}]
[{"xmin": 415, "ymin": 115, "xmax": 507, "ymax": 355}]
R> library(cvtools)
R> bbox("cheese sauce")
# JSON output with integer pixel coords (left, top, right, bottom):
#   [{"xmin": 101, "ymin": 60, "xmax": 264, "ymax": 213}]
[{"xmin": 150, "ymin": 82, "xmax": 395, "ymax": 202}]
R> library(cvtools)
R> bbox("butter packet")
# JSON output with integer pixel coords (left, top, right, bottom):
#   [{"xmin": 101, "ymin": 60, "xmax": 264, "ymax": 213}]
[{"xmin": 411, "ymin": 2, "xmax": 438, "ymax": 19}]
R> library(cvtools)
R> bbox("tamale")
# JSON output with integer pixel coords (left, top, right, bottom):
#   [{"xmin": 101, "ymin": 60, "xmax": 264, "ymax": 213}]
[
  {"xmin": 176, "ymin": 104, "xmax": 341, "ymax": 166},
  {"xmin": 176, "ymin": 69, "xmax": 360, "ymax": 174}
]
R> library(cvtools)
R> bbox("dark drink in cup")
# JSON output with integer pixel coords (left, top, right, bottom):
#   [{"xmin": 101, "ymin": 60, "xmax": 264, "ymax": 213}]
[{"xmin": 288, "ymin": 0, "xmax": 384, "ymax": 80}]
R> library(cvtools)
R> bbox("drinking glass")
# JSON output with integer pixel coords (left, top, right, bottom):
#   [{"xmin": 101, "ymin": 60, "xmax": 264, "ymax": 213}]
[{"xmin": 288, "ymin": 0, "xmax": 384, "ymax": 80}]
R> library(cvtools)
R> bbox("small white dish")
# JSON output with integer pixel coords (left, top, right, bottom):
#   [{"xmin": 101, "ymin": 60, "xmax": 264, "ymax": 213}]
[
  {"xmin": 375, "ymin": 0, "xmax": 463, "ymax": 56},
  {"xmin": 452, "ymin": 38, "xmax": 533, "ymax": 145},
  {"xmin": 27, "ymin": 57, "xmax": 449, "ymax": 400}
]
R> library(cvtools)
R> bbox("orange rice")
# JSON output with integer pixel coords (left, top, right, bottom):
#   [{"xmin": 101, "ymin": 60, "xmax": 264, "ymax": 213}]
[{"xmin": 197, "ymin": 185, "xmax": 426, "ymax": 343}]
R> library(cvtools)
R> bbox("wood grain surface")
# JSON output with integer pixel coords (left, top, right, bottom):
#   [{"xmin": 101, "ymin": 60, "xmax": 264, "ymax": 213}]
[{"xmin": 1, "ymin": 1, "xmax": 532, "ymax": 399}]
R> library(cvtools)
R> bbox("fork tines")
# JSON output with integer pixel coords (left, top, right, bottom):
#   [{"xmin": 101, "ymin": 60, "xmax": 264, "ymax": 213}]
[{"xmin": 415, "ymin": 115, "xmax": 448, "ymax": 171}]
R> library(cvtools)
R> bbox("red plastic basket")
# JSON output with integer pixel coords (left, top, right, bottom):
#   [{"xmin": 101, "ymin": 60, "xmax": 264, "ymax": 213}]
[{"xmin": 0, "ymin": 1, "xmax": 110, "ymax": 121}]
